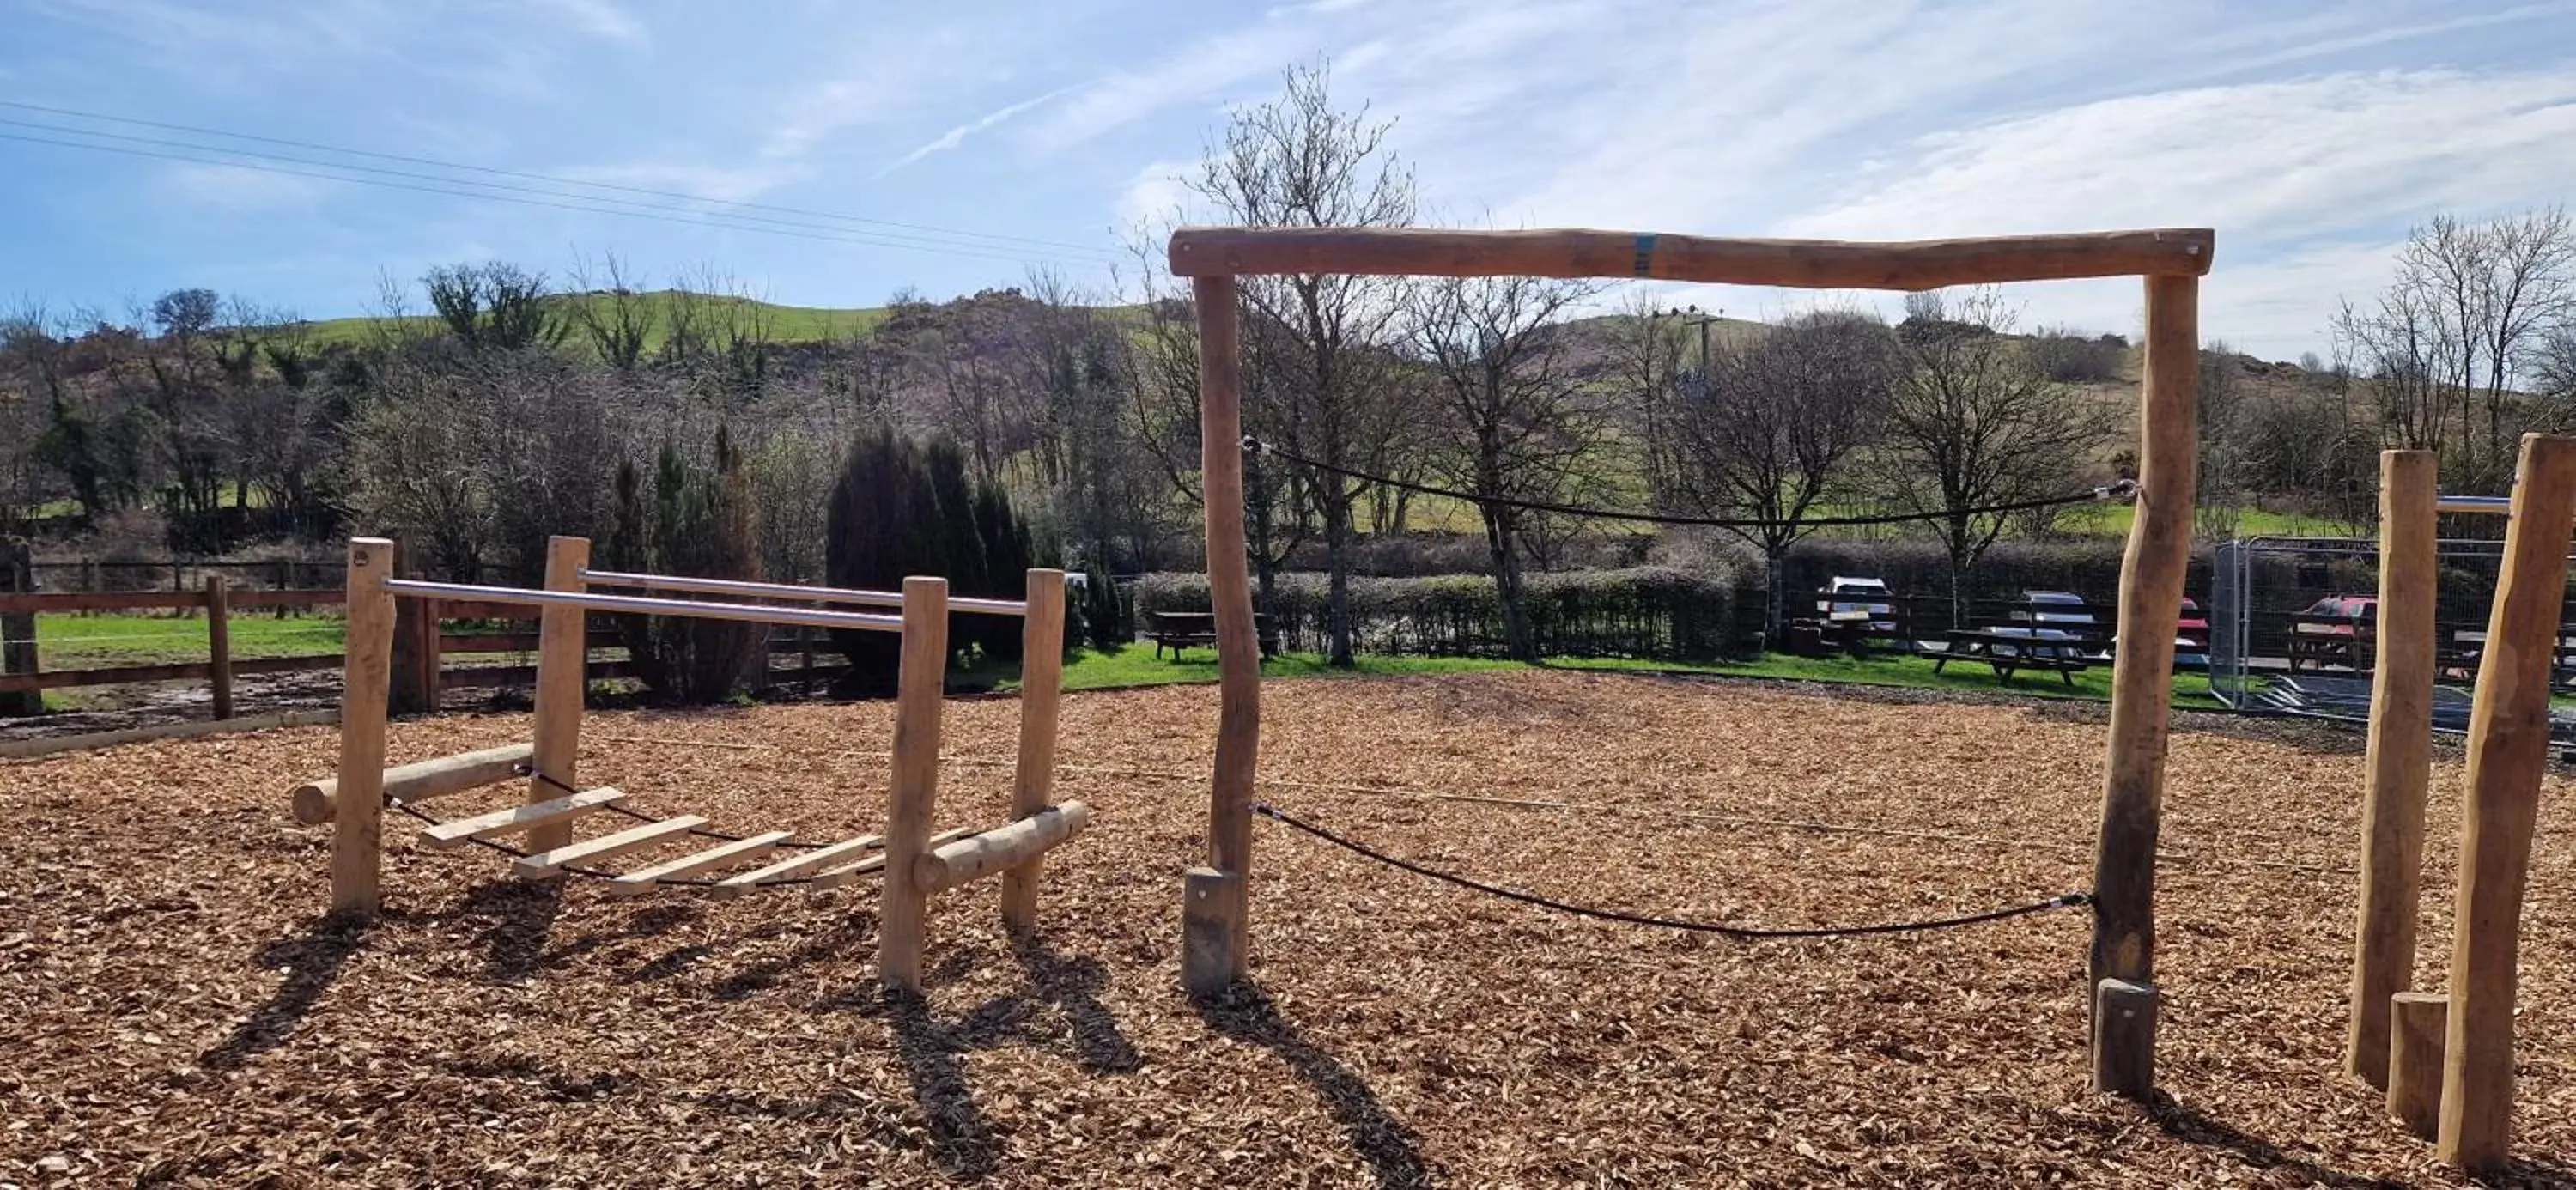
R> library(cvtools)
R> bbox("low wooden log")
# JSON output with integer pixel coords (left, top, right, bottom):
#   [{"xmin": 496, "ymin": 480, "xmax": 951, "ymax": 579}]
[
  {"xmin": 608, "ymin": 830, "xmax": 792, "ymax": 895},
  {"xmin": 291, "ymin": 741, "xmax": 536, "ymax": 824},
  {"xmin": 2389, "ymin": 991, "xmax": 2447, "ymax": 1140},
  {"xmin": 511, "ymin": 815, "xmax": 706, "ymax": 879},
  {"xmin": 2092, "ymin": 979, "xmax": 2159, "ymax": 1099},
  {"xmin": 913, "ymin": 802, "xmax": 1091, "ymax": 894},
  {"xmin": 418, "ymin": 786, "xmax": 628, "ymax": 850}
]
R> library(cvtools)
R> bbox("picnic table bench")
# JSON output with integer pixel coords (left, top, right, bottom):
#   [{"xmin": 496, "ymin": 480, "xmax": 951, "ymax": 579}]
[
  {"xmin": 1787, "ymin": 610, "xmax": 1909, "ymax": 658},
  {"xmin": 1151, "ymin": 610, "xmax": 1279, "ymax": 660},
  {"xmin": 1932, "ymin": 628, "xmax": 2092, "ymax": 686},
  {"xmin": 2285, "ymin": 611, "xmax": 2372, "ymax": 673}
]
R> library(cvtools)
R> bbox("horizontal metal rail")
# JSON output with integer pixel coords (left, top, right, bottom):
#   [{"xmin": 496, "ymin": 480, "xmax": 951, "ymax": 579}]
[
  {"xmin": 578, "ymin": 568, "xmax": 1027, "ymax": 616},
  {"xmin": 380, "ymin": 580, "xmax": 906, "ymax": 633},
  {"xmin": 2437, "ymin": 495, "xmax": 2511, "ymax": 515}
]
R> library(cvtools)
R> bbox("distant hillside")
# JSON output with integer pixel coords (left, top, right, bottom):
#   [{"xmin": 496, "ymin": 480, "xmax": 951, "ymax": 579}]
[{"xmin": 304, "ymin": 291, "xmax": 892, "ymax": 352}]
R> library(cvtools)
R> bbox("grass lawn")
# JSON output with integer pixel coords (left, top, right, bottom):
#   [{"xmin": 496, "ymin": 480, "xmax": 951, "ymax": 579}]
[{"xmin": 29, "ymin": 611, "xmax": 347, "ymax": 669}]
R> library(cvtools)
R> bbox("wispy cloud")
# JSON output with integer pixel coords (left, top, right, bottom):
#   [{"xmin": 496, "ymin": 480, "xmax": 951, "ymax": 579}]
[
  {"xmin": 879, "ymin": 87, "xmax": 1076, "ymax": 177},
  {"xmin": 524, "ymin": 0, "xmax": 647, "ymax": 47},
  {"xmin": 162, "ymin": 162, "xmax": 337, "ymax": 213}
]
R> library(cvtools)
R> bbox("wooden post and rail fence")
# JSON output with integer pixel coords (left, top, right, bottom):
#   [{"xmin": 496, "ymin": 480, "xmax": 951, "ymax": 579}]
[{"xmin": 0, "ymin": 574, "xmax": 870, "ymax": 719}]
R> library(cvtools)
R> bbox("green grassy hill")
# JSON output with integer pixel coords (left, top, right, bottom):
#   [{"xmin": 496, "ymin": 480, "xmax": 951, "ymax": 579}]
[{"xmin": 304, "ymin": 291, "xmax": 891, "ymax": 352}]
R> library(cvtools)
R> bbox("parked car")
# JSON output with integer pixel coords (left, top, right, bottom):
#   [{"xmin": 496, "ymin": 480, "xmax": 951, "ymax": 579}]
[
  {"xmin": 2099, "ymin": 597, "xmax": 2212, "ymax": 668},
  {"xmin": 1816, "ymin": 576, "xmax": 1897, "ymax": 632}
]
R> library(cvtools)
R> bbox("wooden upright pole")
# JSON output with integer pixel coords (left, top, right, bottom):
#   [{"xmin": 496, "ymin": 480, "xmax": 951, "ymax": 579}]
[
  {"xmin": 2438, "ymin": 433, "xmax": 2576, "ymax": 1173},
  {"xmin": 331, "ymin": 537, "xmax": 398, "ymax": 917},
  {"xmin": 880, "ymin": 575, "xmax": 948, "ymax": 993},
  {"xmin": 2088, "ymin": 273, "xmax": 2199, "ymax": 1096},
  {"xmin": 526, "ymin": 536, "xmax": 590, "ymax": 856},
  {"xmin": 2347, "ymin": 449, "xmax": 2439, "ymax": 1087},
  {"xmin": 1185, "ymin": 273, "xmax": 1261, "ymax": 996},
  {"xmin": 3, "ymin": 538, "xmax": 41, "ymax": 716},
  {"xmin": 204, "ymin": 574, "xmax": 234, "ymax": 720},
  {"xmin": 1001, "ymin": 568, "xmax": 1066, "ymax": 935}
]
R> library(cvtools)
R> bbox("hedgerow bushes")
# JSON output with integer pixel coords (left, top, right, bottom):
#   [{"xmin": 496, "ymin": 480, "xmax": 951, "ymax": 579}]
[{"xmin": 1132, "ymin": 565, "xmax": 1747, "ymax": 660}]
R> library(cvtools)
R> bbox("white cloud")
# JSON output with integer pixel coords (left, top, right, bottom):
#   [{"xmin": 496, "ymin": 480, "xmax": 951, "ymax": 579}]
[
  {"xmin": 163, "ymin": 162, "xmax": 337, "ymax": 213},
  {"xmin": 524, "ymin": 0, "xmax": 647, "ymax": 46},
  {"xmin": 1114, "ymin": 157, "xmax": 1198, "ymax": 230},
  {"xmin": 879, "ymin": 87, "xmax": 1076, "ymax": 176}
]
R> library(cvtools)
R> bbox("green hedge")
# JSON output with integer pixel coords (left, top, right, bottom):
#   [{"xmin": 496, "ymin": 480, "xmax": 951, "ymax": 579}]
[{"xmin": 1131, "ymin": 566, "xmax": 1746, "ymax": 660}]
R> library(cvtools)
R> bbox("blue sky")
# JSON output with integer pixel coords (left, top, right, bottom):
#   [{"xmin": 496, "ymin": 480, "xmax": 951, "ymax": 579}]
[{"xmin": 3, "ymin": 0, "xmax": 2573, "ymax": 357}]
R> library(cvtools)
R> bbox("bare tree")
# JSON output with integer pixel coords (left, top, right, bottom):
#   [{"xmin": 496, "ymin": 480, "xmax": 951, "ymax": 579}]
[
  {"xmin": 566, "ymin": 251, "xmax": 657, "ymax": 370},
  {"xmin": 1191, "ymin": 60, "xmax": 1417, "ymax": 666},
  {"xmin": 1602, "ymin": 289, "xmax": 1692, "ymax": 513},
  {"xmin": 1674, "ymin": 309, "xmax": 1895, "ymax": 641},
  {"xmin": 1407, "ymin": 272, "xmax": 1601, "ymax": 659},
  {"xmin": 1874, "ymin": 288, "xmax": 2113, "ymax": 626}
]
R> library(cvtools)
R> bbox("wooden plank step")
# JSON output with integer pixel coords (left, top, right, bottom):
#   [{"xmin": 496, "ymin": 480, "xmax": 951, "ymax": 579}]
[
  {"xmin": 606, "ymin": 831, "xmax": 793, "ymax": 896},
  {"xmin": 419, "ymin": 786, "xmax": 627, "ymax": 851},
  {"xmin": 512, "ymin": 815, "xmax": 708, "ymax": 879},
  {"xmin": 708, "ymin": 834, "xmax": 884, "ymax": 898},
  {"xmin": 809, "ymin": 827, "xmax": 978, "ymax": 892}
]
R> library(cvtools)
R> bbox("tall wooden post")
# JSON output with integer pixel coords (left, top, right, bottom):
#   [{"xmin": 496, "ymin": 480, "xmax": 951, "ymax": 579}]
[
  {"xmin": 2346, "ymin": 449, "xmax": 2439, "ymax": 1087},
  {"xmin": 204, "ymin": 574, "xmax": 234, "ymax": 720},
  {"xmin": 1002, "ymin": 568, "xmax": 1066, "ymax": 935},
  {"xmin": 880, "ymin": 575, "xmax": 949, "ymax": 993},
  {"xmin": 2438, "ymin": 433, "xmax": 2576, "ymax": 1172},
  {"xmin": 526, "ymin": 536, "xmax": 591, "ymax": 856},
  {"xmin": 0, "ymin": 538, "xmax": 38, "ymax": 716},
  {"xmin": 331, "ymin": 537, "xmax": 398, "ymax": 916},
  {"xmin": 2088, "ymin": 273, "xmax": 2199, "ymax": 1096},
  {"xmin": 1185, "ymin": 274, "xmax": 1260, "ymax": 996}
]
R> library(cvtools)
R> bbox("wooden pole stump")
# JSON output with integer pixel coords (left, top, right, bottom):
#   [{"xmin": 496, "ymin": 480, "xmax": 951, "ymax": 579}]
[
  {"xmin": 2347, "ymin": 449, "xmax": 2438, "ymax": 1088},
  {"xmin": 2092, "ymin": 979, "xmax": 2159, "ymax": 1099},
  {"xmin": 204, "ymin": 574, "xmax": 234, "ymax": 720},
  {"xmin": 1188, "ymin": 273, "xmax": 1261, "ymax": 992},
  {"xmin": 2390, "ymin": 991, "xmax": 2447, "ymax": 1140},
  {"xmin": 879, "ymin": 575, "xmax": 948, "ymax": 993},
  {"xmin": 2088, "ymin": 274, "xmax": 2199, "ymax": 1097},
  {"xmin": 2438, "ymin": 433, "xmax": 2576, "ymax": 1174},
  {"xmin": 526, "ymin": 536, "xmax": 590, "ymax": 857},
  {"xmin": 331, "ymin": 537, "xmax": 398, "ymax": 917},
  {"xmin": 1001, "ymin": 568, "xmax": 1066, "ymax": 936}
]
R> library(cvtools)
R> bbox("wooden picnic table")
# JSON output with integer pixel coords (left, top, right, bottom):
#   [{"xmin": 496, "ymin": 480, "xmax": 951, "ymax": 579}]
[
  {"xmin": 1931, "ymin": 628, "xmax": 2092, "ymax": 687},
  {"xmin": 1150, "ymin": 610, "xmax": 1278, "ymax": 660},
  {"xmin": 2285, "ymin": 612, "xmax": 2372, "ymax": 673}
]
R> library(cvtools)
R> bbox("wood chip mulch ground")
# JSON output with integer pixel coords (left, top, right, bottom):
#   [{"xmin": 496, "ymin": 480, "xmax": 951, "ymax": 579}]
[{"xmin": 3, "ymin": 669, "xmax": 2570, "ymax": 1187}]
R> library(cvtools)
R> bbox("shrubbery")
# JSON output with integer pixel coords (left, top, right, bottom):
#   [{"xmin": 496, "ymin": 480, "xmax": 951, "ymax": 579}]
[
  {"xmin": 824, "ymin": 426, "xmax": 1048, "ymax": 690},
  {"xmin": 1132, "ymin": 564, "xmax": 1746, "ymax": 660}
]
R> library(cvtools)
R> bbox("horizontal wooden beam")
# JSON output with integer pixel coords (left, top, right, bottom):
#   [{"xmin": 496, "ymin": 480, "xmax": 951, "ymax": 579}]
[
  {"xmin": 608, "ymin": 830, "xmax": 793, "ymax": 894},
  {"xmin": 913, "ymin": 802, "xmax": 1091, "ymax": 893},
  {"xmin": 0, "ymin": 590, "xmax": 210, "ymax": 614},
  {"xmin": 0, "ymin": 653, "xmax": 341, "ymax": 694},
  {"xmin": 1167, "ymin": 226, "xmax": 2215, "ymax": 288},
  {"xmin": 512, "ymin": 814, "xmax": 707, "ymax": 878},
  {"xmin": 418, "ymin": 786, "xmax": 628, "ymax": 850},
  {"xmin": 0, "ymin": 707, "xmax": 338, "ymax": 760},
  {"xmin": 383, "ymin": 579, "xmax": 908, "ymax": 634},
  {"xmin": 582, "ymin": 569, "xmax": 1031, "ymax": 617},
  {"xmin": 291, "ymin": 741, "xmax": 535, "ymax": 824}
]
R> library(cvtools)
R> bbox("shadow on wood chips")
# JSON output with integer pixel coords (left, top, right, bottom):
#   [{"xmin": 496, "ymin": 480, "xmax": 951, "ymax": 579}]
[{"xmin": 1195, "ymin": 984, "xmax": 1435, "ymax": 1189}]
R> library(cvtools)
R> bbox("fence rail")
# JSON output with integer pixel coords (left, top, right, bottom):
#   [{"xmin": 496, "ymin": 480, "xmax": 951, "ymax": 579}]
[{"xmin": 0, "ymin": 586, "xmax": 847, "ymax": 713}]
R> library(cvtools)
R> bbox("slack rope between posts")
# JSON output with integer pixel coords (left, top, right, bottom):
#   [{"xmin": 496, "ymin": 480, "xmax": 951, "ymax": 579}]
[
  {"xmin": 1242, "ymin": 435, "xmax": 2137, "ymax": 530},
  {"xmin": 1253, "ymin": 802, "xmax": 2089, "ymax": 940}
]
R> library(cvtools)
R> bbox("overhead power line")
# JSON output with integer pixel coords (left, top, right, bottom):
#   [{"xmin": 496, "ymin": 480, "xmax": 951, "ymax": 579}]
[
  {"xmin": 0, "ymin": 129, "xmax": 1115, "ymax": 272},
  {"xmin": 0, "ymin": 99, "xmax": 1125, "ymax": 267}
]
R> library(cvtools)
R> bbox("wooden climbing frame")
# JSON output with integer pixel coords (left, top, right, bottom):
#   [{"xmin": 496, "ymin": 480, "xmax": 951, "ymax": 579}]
[
  {"xmin": 1173, "ymin": 225, "xmax": 2215, "ymax": 1104},
  {"xmin": 2347, "ymin": 439, "xmax": 2569, "ymax": 1174},
  {"xmin": 293, "ymin": 535, "xmax": 1083, "ymax": 993}
]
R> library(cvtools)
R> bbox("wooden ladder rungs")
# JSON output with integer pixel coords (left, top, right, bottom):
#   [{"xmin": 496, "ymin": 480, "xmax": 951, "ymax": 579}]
[
  {"xmin": 809, "ymin": 826, "xmax": 977, "ymax": 891},
  {"xmin": 606, "ymin": 831, "xmax": 794, "ymax": 896},
  {"xmin": 709, "ymin": 834, "xmax": 884, "ymax": 898},
  {"xmin": 419, "ymin": 786, "xmax": 627, "ymax": 851},
  {"xmin": 512, "ymin": 815, "xmax": 708, "ymax": 878}
]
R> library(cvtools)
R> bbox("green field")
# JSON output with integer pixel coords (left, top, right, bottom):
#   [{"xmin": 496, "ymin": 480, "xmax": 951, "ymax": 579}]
[
  {"xmin": 303, "ymin": 291, "xmax": 890, "ymax": 354},
  {"xmin": 31, "ymin": 610, "xmax": 347, "ymax": 669}
]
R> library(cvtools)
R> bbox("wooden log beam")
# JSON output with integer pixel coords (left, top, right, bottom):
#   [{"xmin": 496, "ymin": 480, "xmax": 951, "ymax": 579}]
[
  {"xmin": 608, "ymin": 830, "xmax": 792, "ymax": 895},
  {"xmin": 711, "ymin": 833, "xmax": 885, "ymax": 898},
  {"xmin": 2348, "ymin": 449, "xmax": 2439, "ymax": 1089},
  {"xmin": 2390, "ymin": 991, "xmax": 2448, "ymax": 1140},
  {"xmin": 1187, "ymin": 273, "xmax": 1261, "ymax": 996},
  {"xmin": 526, "ymin": 536, "xmax": 589, "ymax": 854},
  {"xmin": 2088, "ymin": 274, "xmax": 2199, "ymax": 1098},
  {"xmin": 1001, "ymin": 568, "xmax": 1066, "ymax": 933},
  {"xmin": 0, "ymin": 589, "xmax": 211, "ymax": 614},
  {"xmin": 291, "ymin": 741, "xmax": 537, "ymax": 825},
  {"xmin": 0, "ymin": 707, "xmax": 338, "ymax": 760},
  {"xmin": 2438, "ymin": 433, "xmax": 2576, "ymax": 1174},
  {"xmin": 1168, "ymin": 226, "xmax": 2215, "ymax": 288},
  {"xmin": 330, "ymin": 537, "xmax": 397, "ymax": 917},
  {"xmin": 878, "ymin": 574, "xmax": 949, "ymax": 993},
  {"xmin": 914, "ymin": 802, "xmax": 1091, "ymax": 894}
]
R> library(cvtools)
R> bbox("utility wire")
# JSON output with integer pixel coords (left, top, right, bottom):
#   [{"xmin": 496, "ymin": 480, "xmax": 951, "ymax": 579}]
[
  {"xmin": 0, "ymin": 99, "xmax": 1117, "ymax": 258},
  {"xmin": 0, "ymin": 130, "xmax": 1110, "ymax": 271}
]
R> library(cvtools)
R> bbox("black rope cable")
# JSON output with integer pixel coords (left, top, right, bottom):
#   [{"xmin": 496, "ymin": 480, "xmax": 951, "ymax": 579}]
[
  {"xmin": 520, "ymin": 764, "xmax": 829, "ymax": 849},
  {"xmin": 1242, "ymin": 435, "xmax": 2136, "ymax": 530},
  {"xmin": 1253, "ymin": 803, "xmax": 2089, "ymax": 939}
]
